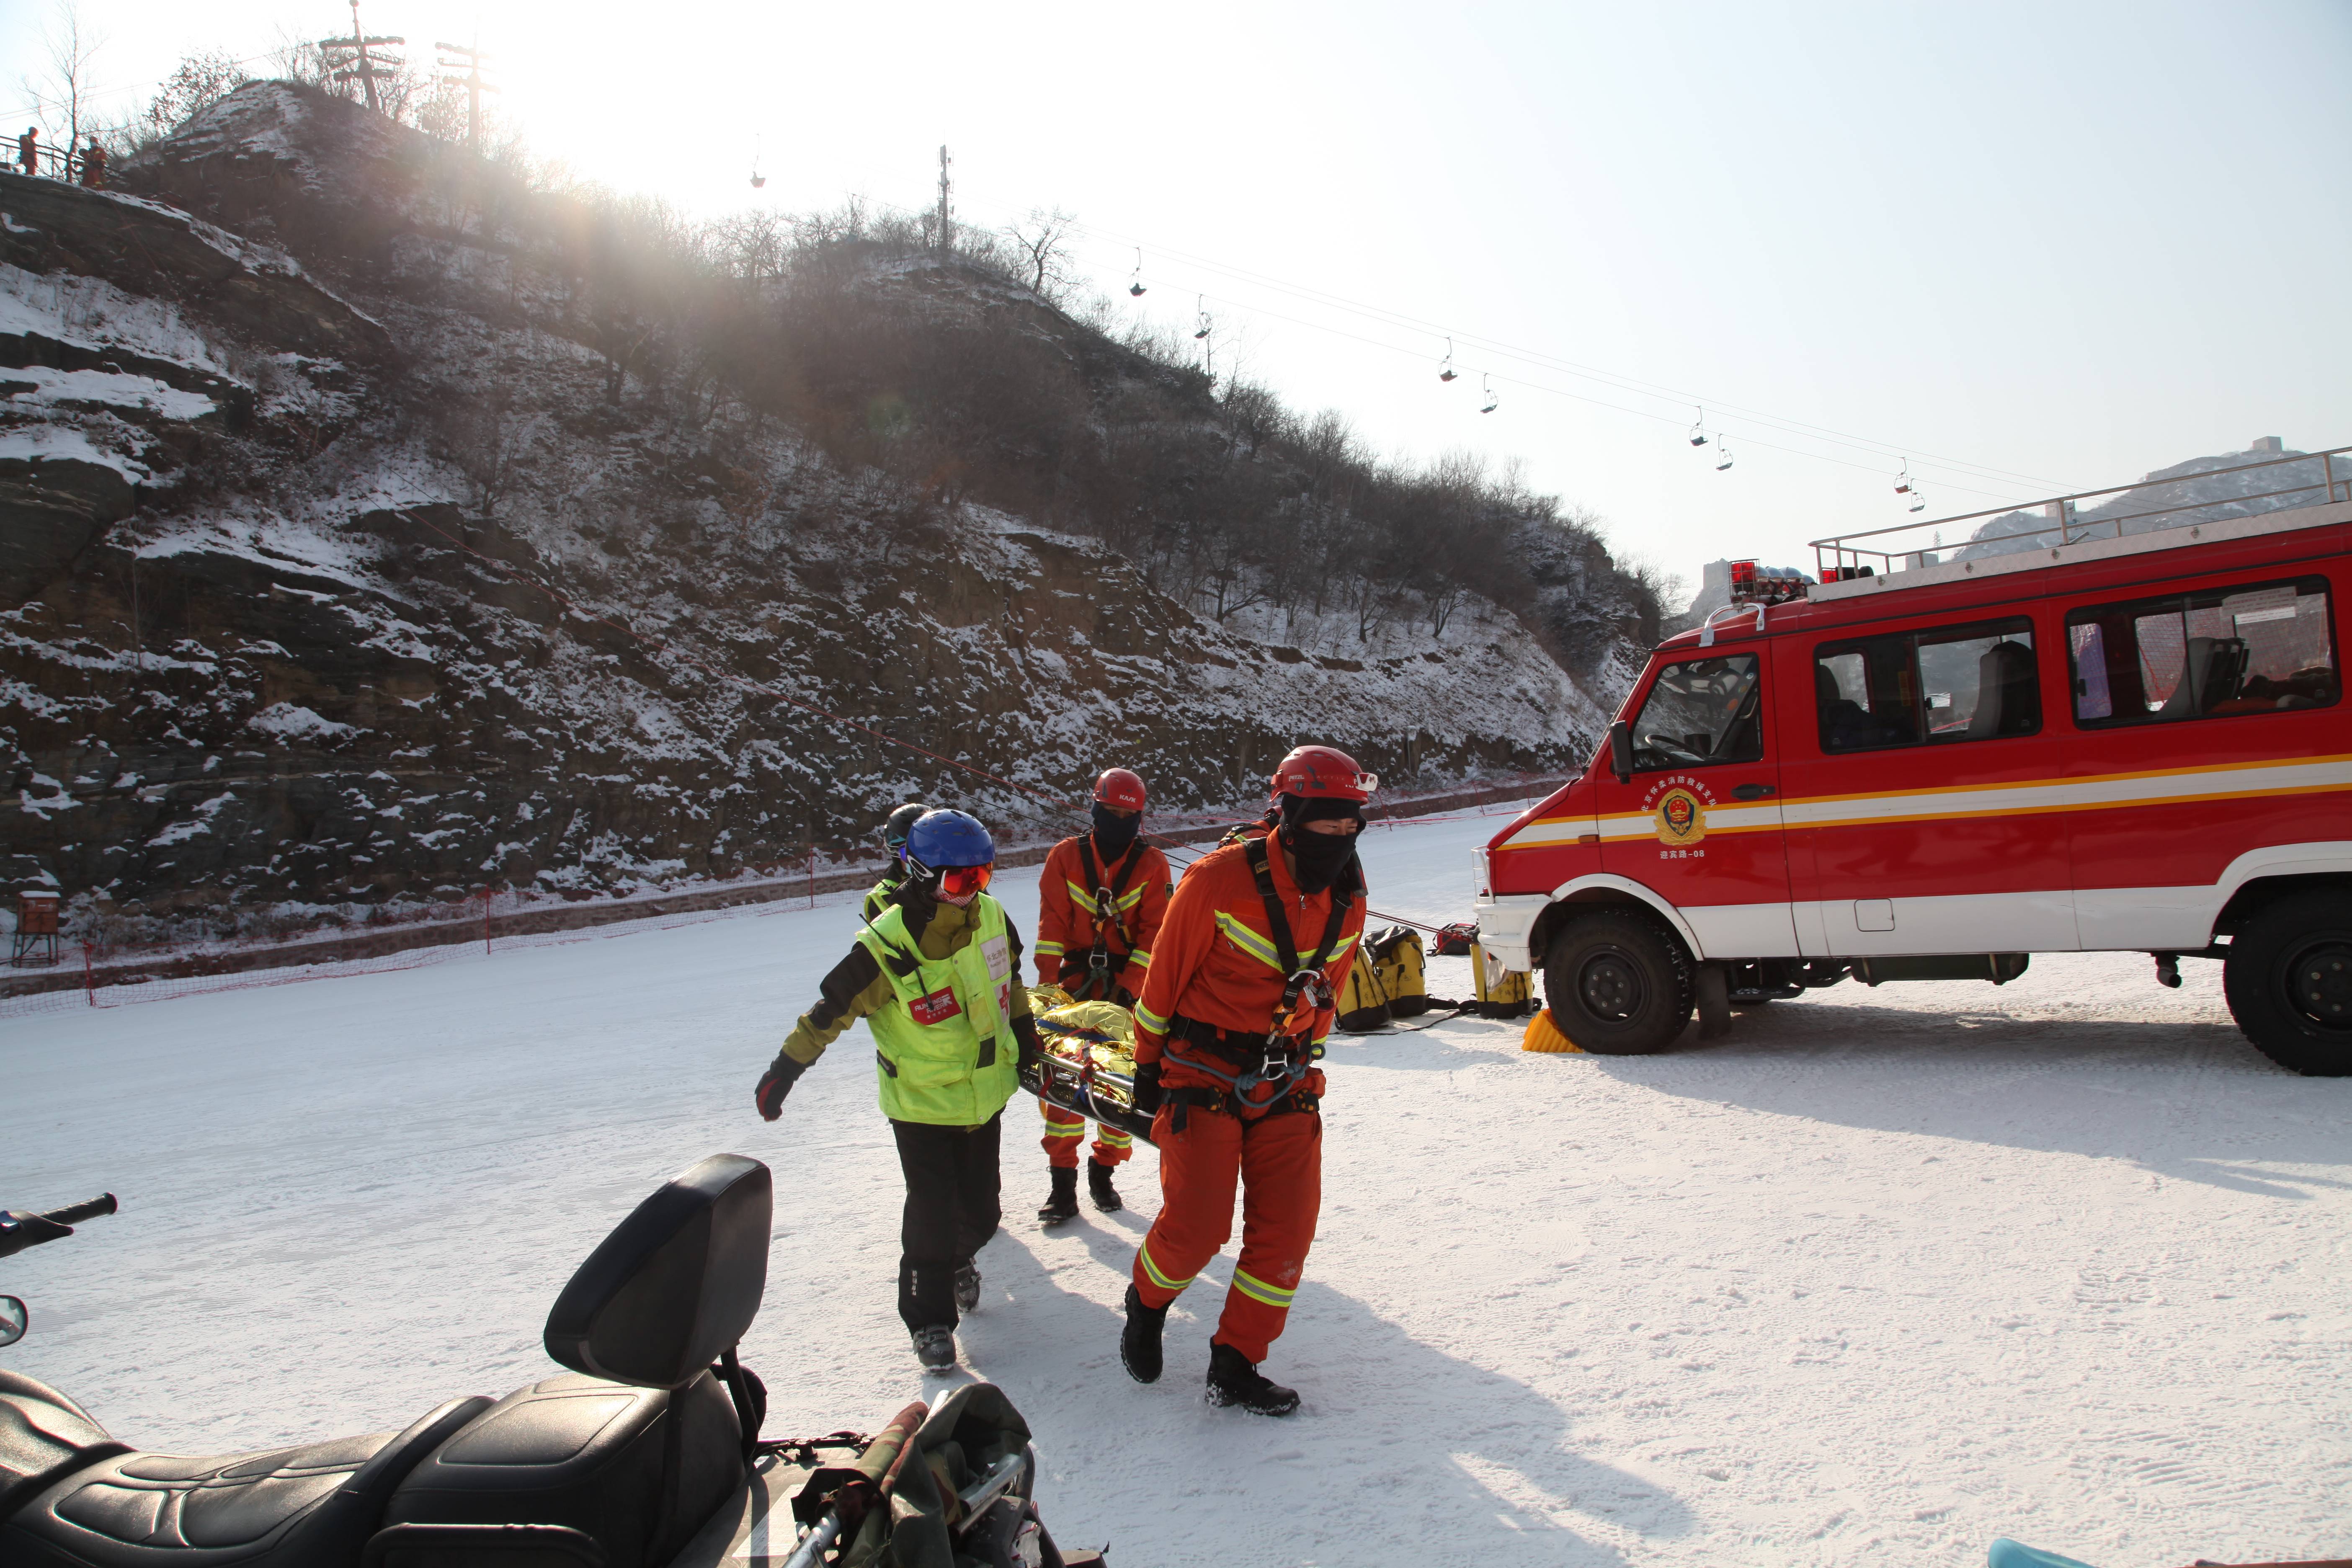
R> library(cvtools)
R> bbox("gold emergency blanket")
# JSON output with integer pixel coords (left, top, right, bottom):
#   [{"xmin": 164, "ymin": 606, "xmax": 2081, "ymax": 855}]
[{"xmin": 1026, "ymin": 986, "xmax": 1140, "ymax": 1117}]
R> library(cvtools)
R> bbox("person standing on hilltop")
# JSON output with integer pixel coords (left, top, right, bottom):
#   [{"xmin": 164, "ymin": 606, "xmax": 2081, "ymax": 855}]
[
  {"xmin": 16, "ymin": 128, "xmax": 36, "ymax": 176},
  {"xmin": 750, "ymin": 808, "xmax": 1042, "ymax": 1372},
  {"xmin": 76, "ymin": 137, "xmax": 104, "ymax": 188},
  {"xmin": 1116, "ymin": 745, "xmax": 1373, "ymax": 1416},
  {"xmin": 1031, "ymin": 767, "xmax": 1171, "ymax": 1225}
]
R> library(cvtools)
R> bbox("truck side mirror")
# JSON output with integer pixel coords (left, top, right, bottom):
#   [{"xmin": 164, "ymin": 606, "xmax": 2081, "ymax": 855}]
[{"xmin": 1608, "ymin": 720, "xmax": 1633, "ymax": 783}]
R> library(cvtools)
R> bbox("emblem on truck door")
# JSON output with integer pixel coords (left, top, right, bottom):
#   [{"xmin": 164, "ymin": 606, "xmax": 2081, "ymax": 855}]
[{"xmin": 1653, "ymin": 785, "xmax": 1709, "ymax": 847}]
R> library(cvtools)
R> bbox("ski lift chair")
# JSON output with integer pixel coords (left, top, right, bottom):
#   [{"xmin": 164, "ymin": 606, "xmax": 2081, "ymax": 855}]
[
  {"xmin": 1689, "ymin": 413, "xmax": 1707, "ymax": 447},
  {"xmin": 1480, "ymin": 376, "xmax": 1497, "ymax": 413},
  {"xmin": 1715, "ymin": 440, "xmax": 1734, "ymax": 472},
  {"xmin": 1129, "ymin": 248, "xmax": 1147, "ymax": 297},
  {"xmin": 1440, "ymin": 338, "xmax": 1458, "ymax": 382},
  {"xmin": 1964, "ymin": 641, "xmax": 2042, "ymax": 739}
]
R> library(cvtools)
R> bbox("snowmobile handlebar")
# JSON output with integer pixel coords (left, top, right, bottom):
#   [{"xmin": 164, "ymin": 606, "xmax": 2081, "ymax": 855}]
[
  {"xmin": 42, "ymin": 1194, "xmax": 117, "ymax": 1227},
  {"xmin": 0, "ymin": 1193, "xmax": 116, "ymax": 1261}
]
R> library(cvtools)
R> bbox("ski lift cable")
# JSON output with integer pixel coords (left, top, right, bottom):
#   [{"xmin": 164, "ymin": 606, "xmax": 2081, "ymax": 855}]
[
  {"xmin": 802, "ymin": 183, "xmax": 2040, "ymax": 504},
  {"xmin": 732, "ymin": 163, "xmax": 2045, "ymax": 494},
  {"xmin": 1056, "ymin": 232, "xmax": 2060, "ymax": 493},
  {"xmin": 1052, "ymin": 220, "xmax": 2070, "ymax": 490},
  {"xmin": 707, "ymin": 169, "xmax": 2043, "ymax": 500},
  {"xmin": 1160, "ymin": 285, "xmax": 2040, "ymax": 503},
  {"xmin": 1020, "ymin": 211, "xmax": 2072, "ymax": 492}
]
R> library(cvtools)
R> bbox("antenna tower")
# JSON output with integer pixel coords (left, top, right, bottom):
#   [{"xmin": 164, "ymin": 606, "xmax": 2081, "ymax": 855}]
[
  {"xmin": 320, "ymin": 0, "xmax": 405, "ymax": 114},
  {"xmin": 434, "ymin": 36, "xmax": 498, "ymax": 153}
]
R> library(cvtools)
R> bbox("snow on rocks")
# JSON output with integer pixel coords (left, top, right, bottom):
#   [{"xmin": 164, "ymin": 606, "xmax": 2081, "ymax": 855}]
[
  {"xmin": 3, "ymin": 813, "xmax": 2345, "ymax": 1566},
  {"xmin": 244, "ymin": 702, "xmax": 361, "ymax": 745}
]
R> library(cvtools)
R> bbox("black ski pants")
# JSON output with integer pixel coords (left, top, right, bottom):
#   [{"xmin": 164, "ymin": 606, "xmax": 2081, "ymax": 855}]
[{"xmin": 890, "ymin": 1113, "xmax": 1003, "ymax": 1330}]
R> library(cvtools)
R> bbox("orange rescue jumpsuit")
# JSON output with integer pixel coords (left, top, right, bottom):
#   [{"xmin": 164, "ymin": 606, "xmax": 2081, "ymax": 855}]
[
  {"xmin": 1127, "ymin": 832, "xmax": 1364, "ymax": 1362},
  {"xmin": 1034, "ymin": 833, "xmax": 1171, "ymax": 1169}
]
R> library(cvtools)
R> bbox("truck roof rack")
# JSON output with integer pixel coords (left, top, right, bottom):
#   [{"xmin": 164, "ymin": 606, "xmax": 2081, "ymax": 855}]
[{"xmin": 1806, "ymin": 444, "xmax": 2351, "ymax": 602}]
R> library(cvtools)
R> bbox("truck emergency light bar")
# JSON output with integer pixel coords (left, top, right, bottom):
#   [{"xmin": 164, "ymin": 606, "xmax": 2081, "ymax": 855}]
[{"xmin": 1726, "ymin": 561, "xmax": 1813, "ymax": 605}]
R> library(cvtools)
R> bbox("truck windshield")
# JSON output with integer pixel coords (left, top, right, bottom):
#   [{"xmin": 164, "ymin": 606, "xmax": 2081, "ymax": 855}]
[{"xmin": 1629, "ymin": 654, "xmax": 1764, "ymax": 771}]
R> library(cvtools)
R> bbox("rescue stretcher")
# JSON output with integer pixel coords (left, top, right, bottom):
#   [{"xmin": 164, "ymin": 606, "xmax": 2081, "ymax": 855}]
[{"xmin": 1016, "ymin": 990, "xmax": 1159, "ymax": 1148}]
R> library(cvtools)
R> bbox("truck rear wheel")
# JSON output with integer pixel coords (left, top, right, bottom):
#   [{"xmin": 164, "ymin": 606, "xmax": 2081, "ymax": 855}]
[
  {"xmin": 1542, "ymin": 908, "xmax": 1694, "ymax": 1055},
  {"xmin": 2223, "ymin": 889, "xmax": 2352, "ymax": 1077}
]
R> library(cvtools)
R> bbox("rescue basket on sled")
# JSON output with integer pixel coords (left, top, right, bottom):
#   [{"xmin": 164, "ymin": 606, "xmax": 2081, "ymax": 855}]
[{"xmin": 1021, "ymin": 990, "xmax": 1157, "ymax": 1145}]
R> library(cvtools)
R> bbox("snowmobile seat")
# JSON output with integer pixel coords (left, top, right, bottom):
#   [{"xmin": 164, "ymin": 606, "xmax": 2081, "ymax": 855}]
[
  {"xmin": 0, "ymin": 1392, "xmax": 491, "ymax": 1568},
  {"xmin": 374, "ymin": 1371, "xmax": 740, "ymax": 1568},
  {"xmin": 374, "ymin": 1154, "xmax": 772, "ymax": 1568},
  {"xmin": 0, "ymin": 1367, "xmax": 132, "ymax": 1527}
]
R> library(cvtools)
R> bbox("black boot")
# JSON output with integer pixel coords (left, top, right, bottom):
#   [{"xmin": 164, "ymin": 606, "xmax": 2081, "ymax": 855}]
[
  {"xmin": 1087, "ymin": 1158, "xmax": 1124, "ymax": 1213},
  {"xmin": 953, "ymin": 1260, "xmax": 981, "ymax": 1315},
  {"xmin": 910, "ymin": 1325, "xmax": 957, "ymax": 1372},
  {"xmin": 1206, "ymin": 1342, "xmax": 1299, "ymax": 1416},
  {"xmin": 1119, "ymin": 1282, "xmax": 1168, "ymax": 1384},
  {"xmin": 1037, "ymin": 1166, "xmax": 1079, "ymax": 1227}
]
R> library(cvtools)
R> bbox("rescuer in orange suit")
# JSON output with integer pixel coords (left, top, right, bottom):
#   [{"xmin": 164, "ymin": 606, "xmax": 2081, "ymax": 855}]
[
  {"xmin": 1117, "ymin": 744, "xmax": 1373, "ymax": 1416},
  {"xmin": 1032, "ymin": 766, "xmax": 1171, "ymax": 1225}
]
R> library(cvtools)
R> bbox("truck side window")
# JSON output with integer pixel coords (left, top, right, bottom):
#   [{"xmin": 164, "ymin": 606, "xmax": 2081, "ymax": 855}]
[
  {"xmin": 2066, "ymin": 576, "xmax": 2338, "ymax": 725},
  {"xmin": 1627, "ymin": 654, "xmax": 1763, "ymax": 771},
  {"xmin": 1815, "ymin": 618, "xmax": 2038, "ymax": 752}
]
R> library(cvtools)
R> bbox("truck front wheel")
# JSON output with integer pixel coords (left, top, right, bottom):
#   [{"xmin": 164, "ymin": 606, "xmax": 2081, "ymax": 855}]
[
  {"xmin": 1542, "ymin": 908, "xmax": 1694, "ymax": 1055},
  {"xmin": 2223, "ymin": 889, "xmax": 2352, "ymax": 1076}
]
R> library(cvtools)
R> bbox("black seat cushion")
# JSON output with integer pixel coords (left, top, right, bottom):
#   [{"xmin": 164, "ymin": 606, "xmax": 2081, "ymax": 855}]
[
  {"xmin": 381, "ymin": 1372, "xmax": 742, "ymax": 1568},
  {"xmin": 0, "ymin": 1395, "xmax": 489, "ymax": 1568},
  {"xmin": 0, "ymin": 1369, "xmax": 132, "ymax": 1527}
]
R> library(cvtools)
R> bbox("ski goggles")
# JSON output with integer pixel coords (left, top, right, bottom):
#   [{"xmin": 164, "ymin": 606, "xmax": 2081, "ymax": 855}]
[{"xmin": 936, "ymin": 863, "xmax": 994, "ymax": 900}]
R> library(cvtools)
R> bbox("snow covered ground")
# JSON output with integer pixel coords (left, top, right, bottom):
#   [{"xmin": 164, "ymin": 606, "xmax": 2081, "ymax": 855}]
[{"xmin": 5, "ymin": 810, "xmax": 2348, "ymax": 1567}]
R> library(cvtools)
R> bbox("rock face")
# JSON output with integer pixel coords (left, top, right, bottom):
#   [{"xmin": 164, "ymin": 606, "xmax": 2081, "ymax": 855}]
[
  {"xmin": 0, "ymin": 436, "xmax": 137, "ymax": 606},
  {"xmin": 1, "ymin": 83, "xmax": 1642, "ymax": 932}
]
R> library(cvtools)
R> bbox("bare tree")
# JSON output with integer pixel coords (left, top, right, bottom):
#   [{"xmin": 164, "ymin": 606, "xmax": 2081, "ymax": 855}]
[
  {"xmin": 1003, "ymin": 206, "xmax": 1078, "ymax": 303},
  {"xmin": 126, "ymin": 50, "xmax": 248, "ymax": 149},
  {"xmin": 21, "ymin": 1, "xmax": 105, "ymax": 161}
]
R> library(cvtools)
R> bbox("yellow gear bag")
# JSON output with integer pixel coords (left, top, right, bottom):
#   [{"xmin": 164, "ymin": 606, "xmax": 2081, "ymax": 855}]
[
  {"xmin": 1336, "ymin": 925, "xmax": 1431, "ymax": 1033},
  {"xmin": 1472, "ymin": 940, "xmax": 1537, "ymax": 1019}
]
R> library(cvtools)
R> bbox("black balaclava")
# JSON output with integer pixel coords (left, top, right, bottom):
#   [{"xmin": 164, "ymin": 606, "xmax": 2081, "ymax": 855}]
[
  {"xmin": 1277, "ymin": 795, "xmax": 1364, "ymax": 896},
  {"xmin": 1091, "ymin": 802, "xmax": 1142, "ymax": 859}
]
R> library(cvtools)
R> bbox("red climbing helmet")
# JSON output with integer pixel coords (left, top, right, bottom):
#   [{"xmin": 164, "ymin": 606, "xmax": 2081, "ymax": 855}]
[
  {"xmin": 1269, "ymin": 744, "xmax": 1377, "ymax": 803},
  {"xmin": 1094, "ymin": 768, "xmax": 1148, "ymax": 812}
]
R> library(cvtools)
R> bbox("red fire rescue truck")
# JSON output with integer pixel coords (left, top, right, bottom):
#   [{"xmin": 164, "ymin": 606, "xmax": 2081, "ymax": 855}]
[{"xmin": 1473, "ymin": 446, "xmax": 2352, "ymax": 1074}]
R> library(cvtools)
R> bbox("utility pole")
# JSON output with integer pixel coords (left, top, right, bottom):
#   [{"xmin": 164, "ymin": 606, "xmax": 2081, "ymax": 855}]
[
  {"xmin": 936, "ymin": 145, "xmax": 953, "ymax": 253},
  {"xmin": 434, "ymin": 37, "xmax": 498, "ymax": 153},
  {"xmin": 320, "ymin": 0, "xmax": 405, "ymax": 114}
]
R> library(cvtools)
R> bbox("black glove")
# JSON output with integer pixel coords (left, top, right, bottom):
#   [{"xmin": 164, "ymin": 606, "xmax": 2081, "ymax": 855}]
[
  {"xmin": 754, "ymin": 1052, "xmax": 807, "ymax": 1121},
  {"xmin": 1013, "ymin": 1015, "xmax": 1044, "ymax": 1075},
  {"xmin": 1130, "ymin": 1060, "xmax": 1163, "ymax": 1116}
]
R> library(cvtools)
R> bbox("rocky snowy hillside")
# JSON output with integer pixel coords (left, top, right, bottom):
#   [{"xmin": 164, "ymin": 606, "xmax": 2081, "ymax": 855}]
[{"xmin": 0, "ymin": 83, "xmax": 1654, "ymax": 928}]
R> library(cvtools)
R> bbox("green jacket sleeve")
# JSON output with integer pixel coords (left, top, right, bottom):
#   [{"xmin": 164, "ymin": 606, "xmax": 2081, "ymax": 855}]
[{"xmin": 779, "ymin": 945, "xmax": 892, "ymax": 1066}]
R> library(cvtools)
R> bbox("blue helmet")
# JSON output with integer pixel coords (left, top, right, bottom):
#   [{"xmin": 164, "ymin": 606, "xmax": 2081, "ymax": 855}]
[{"xmin": 905, "ymin": 809, "xmax": 995, "ymax": 874}]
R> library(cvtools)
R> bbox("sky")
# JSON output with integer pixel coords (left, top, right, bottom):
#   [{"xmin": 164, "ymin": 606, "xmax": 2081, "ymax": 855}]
[{"xmin": 5, "ymin": 0, "xmax": 2348, "ymax": 596}]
